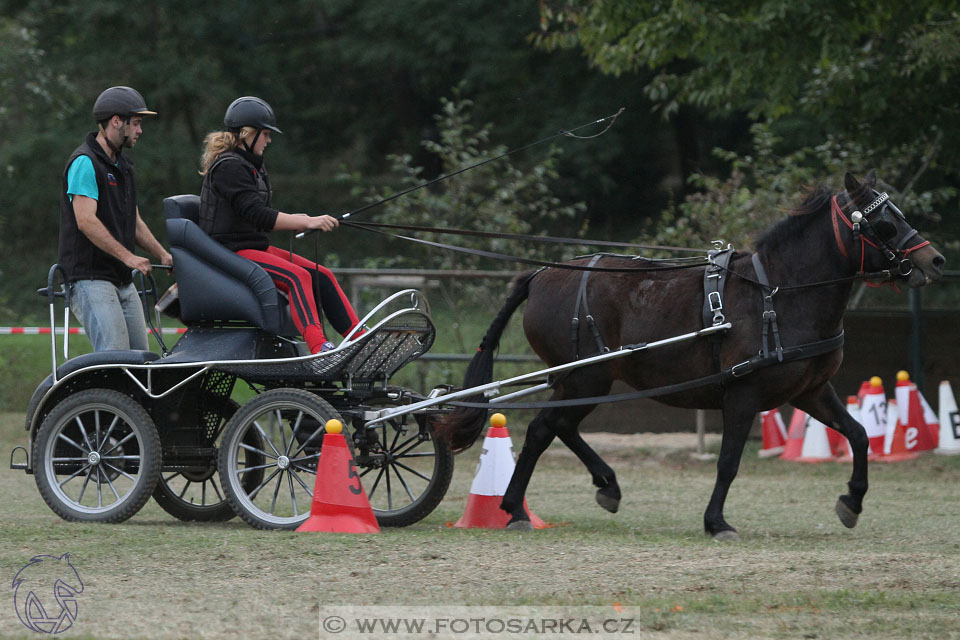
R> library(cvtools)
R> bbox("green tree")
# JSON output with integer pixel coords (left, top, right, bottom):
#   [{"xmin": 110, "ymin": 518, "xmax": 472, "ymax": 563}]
[{"xmin": 536, "ymin": 1, "xmax": 960, "ymax": 248}]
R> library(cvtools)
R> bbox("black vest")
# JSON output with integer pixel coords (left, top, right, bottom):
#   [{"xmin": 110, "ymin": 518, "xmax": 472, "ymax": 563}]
[
  {"xmin": 58, "ymin": 133, "xmax": 138, "ymax": 285},
  {"xmin": 199, "ymin": 150, "xmax": 273, "ymax": 251}
]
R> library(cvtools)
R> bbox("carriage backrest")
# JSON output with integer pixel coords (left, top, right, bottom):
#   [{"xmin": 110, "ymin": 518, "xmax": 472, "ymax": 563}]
[{"xmin": 163, "ymin": 195, "xmax": 286, "ymax": 334}]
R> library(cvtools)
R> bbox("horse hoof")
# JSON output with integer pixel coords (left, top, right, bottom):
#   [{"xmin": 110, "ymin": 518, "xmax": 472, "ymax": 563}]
[
  {"xmin": 835, "ymin": 498, "xmax": 860, "ymax": 529},
  {"xmin": 711, "ymin": 530, "xmax": 739, "ymax": 542},
  {"xmin": 595, "ymin": 490, "xmax": 620, "ymax": 513},
  {"xmin": 505, "ymin": 519, "xmax": 534, "ymax": 531}
]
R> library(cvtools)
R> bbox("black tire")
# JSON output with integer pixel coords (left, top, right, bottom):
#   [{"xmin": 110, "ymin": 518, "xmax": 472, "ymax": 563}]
[
  {"xmin": 354, "ymin": 390, "xmax": 454, "ymax": 527},
  {"xmin": 152, "ymin": 399, "xmax": 246, "ymax": 522},
  {"xmin": 218, "ymin": 389, "xmax": 343, "ymax": 530},
  {"xmin": 33, "ymin": 389, "xmax": 160, "ymax": 523}
]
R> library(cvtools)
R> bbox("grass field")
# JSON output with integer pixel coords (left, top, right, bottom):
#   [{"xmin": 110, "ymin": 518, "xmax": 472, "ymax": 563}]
[{"xmin": 3, "ymin": 410, "xmax": 960, "ymax": 639}]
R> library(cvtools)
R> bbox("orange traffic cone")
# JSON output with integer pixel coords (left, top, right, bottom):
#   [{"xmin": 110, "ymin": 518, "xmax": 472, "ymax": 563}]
[
  {"xmin": 936, "ymin": 380, "xmax": 960, "ymax": 455},
  {"xmin": 779, "ymin": 409, "xmax": 807, "ymax": 461},
  {"xmin": 758, "ymin": 409, "xmax": 788, "ymax": 458},
  {"xmin": 859, "ymin": 376, "xmax": 888, "ymax": 459},
  {"xmin": 453, "ymin": 413, "xmax": 547, "ymax": 529},
  {"xmin": 297, "ymin": 420, "xmax": 380, "ymax": 533},
  {"xmin": 798, "ymin": 414, "xmax": 835, "ymax": 462}
]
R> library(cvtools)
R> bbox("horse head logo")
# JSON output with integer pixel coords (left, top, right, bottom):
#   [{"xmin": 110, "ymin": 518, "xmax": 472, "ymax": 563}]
[{"xmin": 12, "ymin": 553, "xmax": 84, "ymax": 634}]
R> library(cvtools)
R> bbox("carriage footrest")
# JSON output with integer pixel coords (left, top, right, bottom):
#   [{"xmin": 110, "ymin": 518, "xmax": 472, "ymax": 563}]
[{"xmin": 9, "ymin": 446, "xmax": 29, "ymax": 472}]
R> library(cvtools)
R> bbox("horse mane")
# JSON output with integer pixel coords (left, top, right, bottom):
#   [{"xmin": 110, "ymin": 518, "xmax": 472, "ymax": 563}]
[{"xmin": 754, "ymin": 184, "xmax": 834, "ymax": 255}]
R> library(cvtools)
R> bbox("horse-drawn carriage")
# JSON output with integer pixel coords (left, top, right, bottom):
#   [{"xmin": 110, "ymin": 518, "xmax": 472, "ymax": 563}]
[
  {"xmin": 12, "ymin": 195, "xmax": 453, "ymax": 530},
  {"xmin": 11, "ymin": 172, "xmax": 948, "ymax": 539}
]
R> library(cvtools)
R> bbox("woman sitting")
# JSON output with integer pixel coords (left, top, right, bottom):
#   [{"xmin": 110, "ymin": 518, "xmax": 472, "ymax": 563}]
[{"xmin": 198, "ymin": 96, "xmax": 359, "ymax": 353}]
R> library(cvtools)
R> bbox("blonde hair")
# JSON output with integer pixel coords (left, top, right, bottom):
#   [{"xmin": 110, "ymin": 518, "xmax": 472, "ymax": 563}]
[{"xmin": 199, "ymin": 126, "xmax": 259, "ymax": 175}]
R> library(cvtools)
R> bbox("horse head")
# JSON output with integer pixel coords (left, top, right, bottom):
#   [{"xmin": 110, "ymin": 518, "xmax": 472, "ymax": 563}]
[{"xmin": 838, "ymin": 170, "xmax": 945, "ymax": 287}]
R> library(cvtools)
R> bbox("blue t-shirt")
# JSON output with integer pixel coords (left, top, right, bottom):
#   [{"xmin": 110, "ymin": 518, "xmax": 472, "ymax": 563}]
[{"xmin": 66, "ymin": 155, "xmax": 100, "ymax": 202}]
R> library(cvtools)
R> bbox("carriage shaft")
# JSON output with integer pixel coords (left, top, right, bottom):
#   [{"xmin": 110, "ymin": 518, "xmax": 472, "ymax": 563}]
[{"xmin": 363, "ymin": 322, "xmax": 732, "ymax": 427}]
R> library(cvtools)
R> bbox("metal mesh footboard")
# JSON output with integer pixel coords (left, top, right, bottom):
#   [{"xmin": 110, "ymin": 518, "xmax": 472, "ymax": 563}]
[{"xmin": 214, "ymin": 307, "xmax": 435, "ymax": 383}]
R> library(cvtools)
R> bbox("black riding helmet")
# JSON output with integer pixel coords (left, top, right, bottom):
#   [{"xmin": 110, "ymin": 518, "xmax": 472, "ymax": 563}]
[
  {"xmin": 223, "ymin": 96, "xmax": 282, "ymax": 133},
  {"xmin": 93, "ymin": 86, "xmax": 157, "ymax": 122}
]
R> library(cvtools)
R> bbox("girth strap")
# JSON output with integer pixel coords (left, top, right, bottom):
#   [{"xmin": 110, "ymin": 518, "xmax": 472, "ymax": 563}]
[
  {"xmin": 752, "ymin": 253, "xmax": 783, "ymax": 362},
  {"xmin": 571, "ymin": 254, "xmax": 609, "ymax": 359}
]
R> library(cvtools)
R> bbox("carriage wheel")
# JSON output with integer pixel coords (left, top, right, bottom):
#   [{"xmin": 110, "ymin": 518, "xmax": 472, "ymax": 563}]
[
  {"xmin": 354, "ymin": 391, "xmax": 454, "ymax": 527},
  {"xmin": 152, "ymin": 399, "xmax": 264, "ymax": 522},
  {"xmin": 218, "ymin": 389, "xmax": 343, "ymax": 530},
  {"xmin": 33, "ymin": 389, "xmax": 160, "ymax": 523}
]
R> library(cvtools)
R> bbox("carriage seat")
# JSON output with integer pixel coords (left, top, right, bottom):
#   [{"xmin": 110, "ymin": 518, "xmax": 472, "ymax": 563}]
[{"xmin": 164, "ymin": 195, "xmax": 293, "ymax": 336}]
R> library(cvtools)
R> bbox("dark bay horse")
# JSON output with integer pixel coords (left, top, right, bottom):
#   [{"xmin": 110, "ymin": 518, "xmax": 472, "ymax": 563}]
[{"xmin": 438, "ymin": 171, "xmax": 946, "ymax": 540}]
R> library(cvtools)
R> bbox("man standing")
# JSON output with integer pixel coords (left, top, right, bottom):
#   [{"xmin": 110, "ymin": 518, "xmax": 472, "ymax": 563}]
[{"xmin": 59, "ymin": 86, "xmax": 173, "ymax": 351}]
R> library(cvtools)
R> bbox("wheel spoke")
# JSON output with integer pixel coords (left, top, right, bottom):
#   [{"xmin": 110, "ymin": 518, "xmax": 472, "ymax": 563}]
[
  {"xmin": 102, "ymin": 431, "xmax": 135, "ymax": 457},
  {"xmin": 74, "ymin": 415, "xmax": 93, "ymax": 452},
  {"xmin": 390, "ymin": 463, "xmax": 417, "ymax": 502},
  {"xmin": 275, "ymin": 410, "xmax": 289, "ymax": 455},
  {"xmin": 253, "ymin": 420, "xmax": 282, "ymax": 458},
  {"xmin": 77, "ymin": 467, "xmax": 93, "ymax": 503},
  {"xmin": 237, "ymin": 461, "xmax": 276, "ymax": 475},
  {"xmin": 290, "ymin": 425, "xmax": 324, "ymax": 458},
  {"xmin": 164, "ymin": 471, "xmax": 183, "ymax": 483},
  {"xmin": 247, "ymin": 468, "xmax": 281, "ymax": 500},
  {"xmin": 178, "ymin": 479, "xmax": 192, "ymax": 499},
  {"xmin": 100, "ymin": 466, "xmax": 122, "ymax": 501},
  {"xmin": 240, "ymin": 442, "xmax": 276, "ymax": 459},
  {"xmin": 211, "ymin": 479, "xmax": 224, "ymax": 502},
  {"xmin": 102, "ymin": 460, "xmax": 136, "ymax": 482},
  {"xmin": 290, "ymin": 468, "xmax": 314, "ymax": 497},
  {"xmin": 391, "ymin": 460, "xmax": 432, "ymax": 483},
  {"xmin": 58, "ymin": 464, "xmax": 91, "ymax": 488},
  {"xmin": 269, "ymin": 470, "xmax": 284, "ymax": 515},
  {"xmin": 286, "ymin": 411, "xmax": 305, "ymax": 456},
  {"xmin": 96, "ymin": 467, "xmax": 103, "ymax": 508},
  {"xmin": 57, "ymin": 432, "xmax": 89, "ymax": 455},
  {"xmin": 364, "ymin": 466, "xmax": 387, "ymax": 499},
  {"xmin": 98, "ymin": 415, "xmax": 120, "ymax": 452},
  {"xmin": 287, "ymin": 472, "xmax": 299, "ymax": 516}
]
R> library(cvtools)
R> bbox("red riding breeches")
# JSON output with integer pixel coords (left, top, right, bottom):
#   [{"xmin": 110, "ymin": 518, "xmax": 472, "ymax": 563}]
[{"xmin": 237, "ymin": 246, "xmax": 359, "ymax": 353}]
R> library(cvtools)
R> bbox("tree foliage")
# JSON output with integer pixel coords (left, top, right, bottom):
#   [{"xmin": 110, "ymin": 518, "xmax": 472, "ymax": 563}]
[{"xmin": 536, "ymin": 1, "xmax": 960, "ymax": 251}]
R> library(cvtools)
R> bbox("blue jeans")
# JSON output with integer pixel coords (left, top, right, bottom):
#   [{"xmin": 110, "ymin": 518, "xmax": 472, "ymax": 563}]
[{"xmin": 70, "ymin": 280, "xmax": 149, "ymax": 351}]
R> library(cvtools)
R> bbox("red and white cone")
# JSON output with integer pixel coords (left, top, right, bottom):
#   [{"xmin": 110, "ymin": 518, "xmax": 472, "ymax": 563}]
[
  {"xmin": 758, "ymin": 409, "xmax": 788, "ymax": 458},
  {"xmin": 936, "ymin": 380, "xmax": 960, "ymax": 455},
  {"xmin": 780, "ymin": 409, "xmax": 807, "ymax": 461},
  {"xmin": 453, "ymin": 413, "xmax": 547, "ymax": 529},
  {"xmin": 881, "ymin": 371, "xmax": 935, "ymax": 461},
  {"xmin": 297, "ymin": 420, "xmax": 380, "ymax": 533},
  {"xmin": 798, "ymin": 414, "xmax": 835, "ymax": 462},
  {"xmin": 859, "ymin": 376, "xmax": 888, "ymax": 459}
]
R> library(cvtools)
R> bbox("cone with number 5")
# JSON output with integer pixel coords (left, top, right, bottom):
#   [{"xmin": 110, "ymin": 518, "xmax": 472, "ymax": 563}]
[{"xmin": 297, "ymin": 420, "xmax": 380, "ymax": 533}]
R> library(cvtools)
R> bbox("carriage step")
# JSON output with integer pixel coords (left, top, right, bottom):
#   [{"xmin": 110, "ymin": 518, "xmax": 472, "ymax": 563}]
[{"xmin": 9, "ymin": 446, "xmax": 29, "ymax": 472}]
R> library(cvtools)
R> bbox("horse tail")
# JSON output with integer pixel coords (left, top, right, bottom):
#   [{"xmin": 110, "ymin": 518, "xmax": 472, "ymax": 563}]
[{"xmin": 435, "ymin": 271, "xmax": 537, "ymax": 452}]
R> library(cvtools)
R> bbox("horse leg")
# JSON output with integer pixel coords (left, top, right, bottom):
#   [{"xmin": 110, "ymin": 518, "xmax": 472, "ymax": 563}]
[
  {"xmin": 792, "ymin": 382, "xmax": 868, "ymax": 528},
  {"xmin": 500, "ymin": 408, "xmax": 558, "ymax": 531},
  {"xmin": 501, "ymin": 402, "xmax": 613, "ymax": 529},
  {"xmin": 704, "ymin": 390, "xmax": 757, "ymax": 541},
  {"xmin": 554, "ymin": 428, "xmax": 621, "ymax": 513}
]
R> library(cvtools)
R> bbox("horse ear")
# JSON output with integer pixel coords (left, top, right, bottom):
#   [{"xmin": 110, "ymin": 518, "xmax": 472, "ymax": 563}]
[
  {"xmin": 844, "ymin": 172, "xmax": 861, "ymax": 193},
  {"xmin": 866, "ymin": 169, "xmax": 877, "ymax": 188}
]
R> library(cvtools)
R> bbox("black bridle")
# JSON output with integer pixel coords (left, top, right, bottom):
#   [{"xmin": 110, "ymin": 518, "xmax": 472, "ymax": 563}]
[{"xmin": 831, "ymin": 189, "xmax": 930, "ymax": 281}]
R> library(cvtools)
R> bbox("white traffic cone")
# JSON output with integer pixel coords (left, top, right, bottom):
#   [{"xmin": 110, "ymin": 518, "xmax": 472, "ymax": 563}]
[
  {"xmin": 859, "ymin": 377, "xmax": 887, "ymax": 459},
  {"xmin": 758, "ymin": 409, "xmax": 788, "ymax": 458},
  {"xmin": 936, "ymin": 380, "xmax": 960, "ymax": 455},
  {"xmin": 452, "ymin": 413, "xmax": 547, "ymax": 529},
  {"xmin": 798, "ymin": 414, "xmax": 835, "ymax": 462}
]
